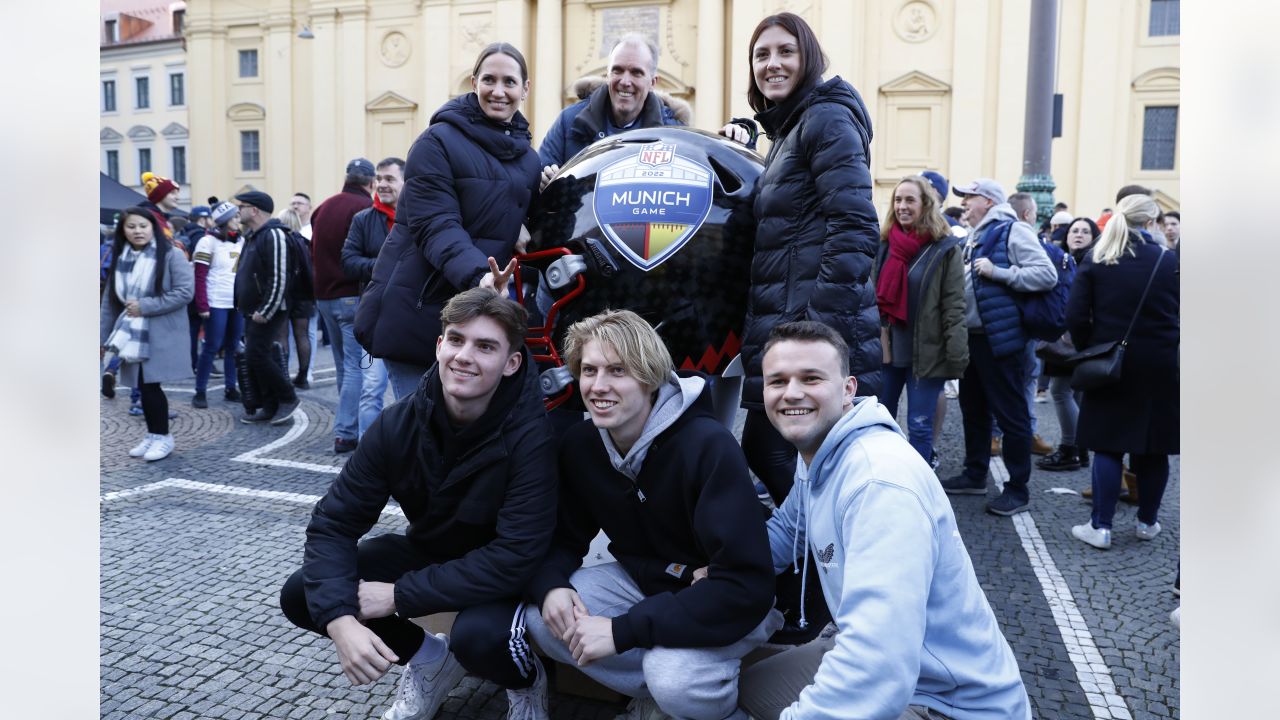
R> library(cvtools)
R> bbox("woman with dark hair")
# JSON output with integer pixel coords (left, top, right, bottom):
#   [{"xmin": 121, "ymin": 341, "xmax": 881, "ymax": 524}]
[
  {"xmin": 872, "ymin": 176, "xmax": 968, "ymax": 465},
  {"xmin": 100, "ymin": 207, "xmax": 195, "ymax": 461},
  {"xmin": 723, "ymin": 12, "xmax": 881, "ymax": 505},
  {"xmin": 1067, "ymin": 195, "xmax": 1179, "ymax": 550},
  {"xmin": 1037, "ymin": 216, "xmax": 1100, "ymax": 471},
  {"xmin": 355, "ymin": 42, "xmax": 542, "ymax": 401}
]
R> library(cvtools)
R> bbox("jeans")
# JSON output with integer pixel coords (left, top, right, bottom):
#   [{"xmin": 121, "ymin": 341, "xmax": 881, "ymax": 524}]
[
  {"xmin": 359, "ymin": 354, "xmax": 387, "ymax": 438},
  {"xmin": 1090, "ymin": 452, "xmax": 1170, "ymax": 529},
  {"xmin": 880, "ymin": 364, "xmax": 946, "ymax": 462},
  {"xmin": 244, "ymin": 311, "xmax": 297, "ymax": 414},
  {"xmin": 316, "ymin": 297, "xmax": 361, "ymax": 441},
  {"xmin": 195, "ymin": 307, "xmax": 244, "ymax": 394},
  {"xmin": 1048, "ymin": 376, "xmax": 1081, "ymax": 446},
  {"xmin": 385, "ymin": 359, "xmax": 431, "ymax": 402},
  {"xmin": 959, "ymin": 333, "xmax": 1032, "ymax": 500}
]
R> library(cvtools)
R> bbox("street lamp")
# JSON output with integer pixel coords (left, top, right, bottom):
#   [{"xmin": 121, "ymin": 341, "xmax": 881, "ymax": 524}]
[{"xmin": 298, "ymin": 25, "xmax": 314, "ymax": 39}]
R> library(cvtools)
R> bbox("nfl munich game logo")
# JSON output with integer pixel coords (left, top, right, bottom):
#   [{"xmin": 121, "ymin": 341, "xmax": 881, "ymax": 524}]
[{"xmin": 592, "ymin": 141, "xmax": 714, "ymax": 271}]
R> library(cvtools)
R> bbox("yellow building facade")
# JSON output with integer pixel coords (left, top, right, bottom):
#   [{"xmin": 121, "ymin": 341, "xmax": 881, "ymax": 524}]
[{"xmin": 183, "ymin": 0, "xmax": 1179, "ymax": 216}]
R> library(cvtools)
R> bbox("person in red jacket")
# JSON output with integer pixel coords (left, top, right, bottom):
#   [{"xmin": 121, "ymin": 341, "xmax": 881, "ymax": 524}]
[{"xmin": 312, "ymin": 159, "xmax": 374, "ymax": 453}]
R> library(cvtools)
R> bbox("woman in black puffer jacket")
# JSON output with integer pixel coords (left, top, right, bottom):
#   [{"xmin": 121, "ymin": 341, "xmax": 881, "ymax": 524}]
[
  {"xmin": 356, "ymin": 42, "xmax": 541, "ymax": 400},
  {"xmin": 728, "ymin": 12, "xmax": 882, "ymax": 504}
]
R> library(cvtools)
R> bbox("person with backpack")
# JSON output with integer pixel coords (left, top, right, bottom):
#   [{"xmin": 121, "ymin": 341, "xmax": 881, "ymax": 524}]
[
  {"xmin": 275, "ymin": 208, "xmax": 317, "ymax": 392},
  {"xmin": 311, "ymin": 159, "xmax": 375, "ymax": 454},
  {"xmin": 938, "ymin": 179, "xmax": 1056, "ymax": 516},
  {"xmin": 232, "ymin": 191, "xmax": 301, "ymax": 425},
  {"xmin": 871, "ymin": 176, "xmax": 968, "ymax": 467}
]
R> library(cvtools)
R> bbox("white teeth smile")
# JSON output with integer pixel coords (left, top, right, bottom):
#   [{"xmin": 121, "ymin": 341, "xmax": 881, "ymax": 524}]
[
  {"xmin": 781, "ymin": 409, "xmax": 811, "ymax": 416},
  {"xmin": 451, "ymin": 367, "xmax": 477, "ymax": 378},
  {"xmin": 591, "ymin": 400, "xmax": 617, "ymax": 409},
  {"xmin": 767, "ymin": 76, "xmax": 787, "ymax": 83}
]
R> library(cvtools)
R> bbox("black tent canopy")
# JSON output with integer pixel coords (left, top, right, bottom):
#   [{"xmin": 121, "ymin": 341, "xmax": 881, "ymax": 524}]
[{"xmin": 100, "ymin": 173, "xmax": 148, "ymax": 226}]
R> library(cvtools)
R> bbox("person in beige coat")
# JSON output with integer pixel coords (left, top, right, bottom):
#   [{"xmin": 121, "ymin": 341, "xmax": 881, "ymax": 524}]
[{"xmin": 100, "ymin": 207, "xmax": 195, "ymax": 461}]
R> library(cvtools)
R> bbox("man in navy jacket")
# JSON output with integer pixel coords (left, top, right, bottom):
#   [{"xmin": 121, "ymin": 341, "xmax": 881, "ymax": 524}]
[
  {"xmin": 506, "ymin": 309, "xmax": 779, "ymax": 720},
  {"xmin": 279, "ymin": 288, "xmax": 556, "ymax": 720}
]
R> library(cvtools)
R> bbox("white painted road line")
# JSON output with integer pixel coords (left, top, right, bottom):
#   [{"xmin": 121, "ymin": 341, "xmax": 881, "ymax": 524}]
[
  {"xmin": 99, "ymin": 477, "xmax": 404, "ymax": 517},
  {"xmin": 991, "ymin": 457, "xmax": 1131, "ymax": 720},
  {"xmin": 231, "ymin": 408, "xmax": 343, "ymax": 474}
]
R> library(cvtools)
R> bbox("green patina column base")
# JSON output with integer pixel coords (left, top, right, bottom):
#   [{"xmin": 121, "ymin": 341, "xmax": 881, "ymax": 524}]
[{"xmin": 1016, "ymin": 173, "xmax": 1057, "ymax": 226}]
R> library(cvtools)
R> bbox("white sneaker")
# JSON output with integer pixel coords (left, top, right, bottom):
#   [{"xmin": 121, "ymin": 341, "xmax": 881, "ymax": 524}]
[
  {"xmin": 143, "ymin": 434, "xmax": 174, "ymax": 462},
  {"xmin": 1071, "ymin": 522, "xmax": 1111, "ymax": 550},
  {"xmin": 383, "ymin": 634, "xmax": 467, "ymax": 720},
  {"xmin": 129, "ymin": 434, "xmax": 157, "ymax": 458},
  {"xmin": 944, "ymin": 379, "xmax": 960, "ymax": 399},
  {"xmin": 506, "ymin": 654, "xmax": 549, "ymax": 720},
  {"xmin": 1135, "ymin": 521, "xmax": 1162, "ymax": 541},
  {"xmin": 1170, "ymin": 606, "xmax": 1180, "ymax": 629},
  {"xmin": 615, "ymin": 696, "xmax": 671, "ymax": 720}
]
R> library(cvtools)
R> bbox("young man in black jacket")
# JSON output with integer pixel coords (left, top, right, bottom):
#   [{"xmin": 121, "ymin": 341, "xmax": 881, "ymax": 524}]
[
  {"xmin": 503, "ymin": 309, "xmax": 780, "ymax": 720},
  {"xmin": 279, "ymin": 288, "xmax": 557, "ymax": 720}
]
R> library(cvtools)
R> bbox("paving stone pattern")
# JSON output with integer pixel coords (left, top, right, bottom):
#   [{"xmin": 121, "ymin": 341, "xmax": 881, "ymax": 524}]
[{"xmin": 101, "ymin": 348, "xmax": 1178, "ymax": 719}]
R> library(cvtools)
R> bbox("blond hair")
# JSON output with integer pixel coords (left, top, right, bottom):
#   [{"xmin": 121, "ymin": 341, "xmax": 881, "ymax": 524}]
[
  {"xmin": 1091, "ymin": 194, "xmax": 1160, "ymax": 265},
  {"xmin": 563, "ymin": 309, "xmax": 673, "ymax": 391},
  {"xmin": 276, "ymin": 208, "xmax": 303, "ymax": 233},
  {"xmin": 880, "ymin": 176, "xmax": 951, "ymax": 242}
]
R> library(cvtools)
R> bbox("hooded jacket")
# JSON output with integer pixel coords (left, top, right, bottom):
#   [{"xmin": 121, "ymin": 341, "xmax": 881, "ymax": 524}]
[
  {"xmin": 233, "ymin": 218, "xmax": 291, "ymax": 320},
  {"xmin": 767, "ymin": 398, "xmax": 1031, "ymax": 720},
  {"xmin": 739, "ymin": 77, "xmax": 882, "ymax": 406},
  {"xmin": 528, "ymin": 374, "xmax": 775, "ymax": 653},
  {"xmin": 301, "ymin": 347, "xmax": 557, "ymax": 629},
  {"xmin": 962, "ymin": 206, "xmax": 1057, "ymax": 359},
  {"xmin": 537, "ymin": 77, "xmax": 690, "ymax": 168},
  {"xmin": 354, "ymin": 93, "xmax": 541, "ymax": 364}
]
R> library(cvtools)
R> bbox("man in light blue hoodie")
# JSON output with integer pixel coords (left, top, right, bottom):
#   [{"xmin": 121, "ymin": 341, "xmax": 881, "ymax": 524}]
[{"xmin": 738, "ymin": 321, "xmax": 1031, "ymax": 720}]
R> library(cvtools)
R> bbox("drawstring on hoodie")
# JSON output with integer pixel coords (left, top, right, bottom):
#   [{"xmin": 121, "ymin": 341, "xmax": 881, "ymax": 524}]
[{"xmin": 790, "ymin": 473, "xmax": 812, "ymax": 630}]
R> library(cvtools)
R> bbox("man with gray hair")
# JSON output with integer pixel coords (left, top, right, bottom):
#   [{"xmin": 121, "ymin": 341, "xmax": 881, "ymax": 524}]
[
  {"xmin": 939, "ymin": 179, "xmax": 1056, "ymax": 516},
  {"xmin": 536, "ymin": 34, "xmax": 685, "ymax": 189}
]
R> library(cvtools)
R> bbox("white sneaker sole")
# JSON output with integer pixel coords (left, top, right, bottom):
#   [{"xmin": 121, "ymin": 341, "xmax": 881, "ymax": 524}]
[{"xmin": 383, "ymin": 652, "xmax": 467, "ymax": 720}]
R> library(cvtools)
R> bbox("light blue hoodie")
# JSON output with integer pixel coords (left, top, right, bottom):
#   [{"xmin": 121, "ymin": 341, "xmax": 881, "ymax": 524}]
[{"xmin": 767, "ymin": 397, "xmax": 1031, "ymax": 720}]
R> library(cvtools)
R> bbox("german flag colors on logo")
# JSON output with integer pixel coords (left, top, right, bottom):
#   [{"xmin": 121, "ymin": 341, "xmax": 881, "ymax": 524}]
[{"xmin": 592, "ymin": 141, "xmax": 714, "ymax": 271}]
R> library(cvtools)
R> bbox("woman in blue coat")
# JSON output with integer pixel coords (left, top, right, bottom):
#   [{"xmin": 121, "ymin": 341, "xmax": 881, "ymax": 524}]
[
  {"xmin": 1066, "ymin": 194, "xmax": 1179, "ymax": 550},
  {"xmin": 724, "ymin": 12, "xmax": 882, "ymax": 505},
  {"xmin": 355, "ymin": 42, "xmax": 541, "ymax": 400}
]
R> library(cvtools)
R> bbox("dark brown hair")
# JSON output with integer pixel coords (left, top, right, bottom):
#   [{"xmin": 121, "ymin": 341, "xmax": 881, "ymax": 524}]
[
  {"xmin": 439, "ymin": 287, "xmax": 528, "ymax": 354},
  {"xmin": 746, "ymin": 13, "xmax": 828, "ymax": 113},
  {"xmin": 762, "ymin": 321, "xmax": 849, "ymax": 377},
  {"xmin": 472, "ymin": 42, "xmax": 529, "ymax": 83}
]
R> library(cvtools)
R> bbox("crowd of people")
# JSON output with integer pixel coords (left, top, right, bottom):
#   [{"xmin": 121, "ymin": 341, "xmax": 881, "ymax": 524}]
[{"xmin": 100, "ymin": 10, "xmax": 1179, "ymax": 720}]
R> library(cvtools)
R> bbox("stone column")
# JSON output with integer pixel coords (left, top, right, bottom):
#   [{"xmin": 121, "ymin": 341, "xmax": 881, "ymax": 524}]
[
  {"xmin": 1016, "ymin": 0, "xmax": 1058, "ymax": 224},
  {"xmin": 534, "ymin": 0, "xmax": 563, "ymax": 139},
  {"xmin": 694, "ymin": 0, "xmax": 724, "ymax": 130}
]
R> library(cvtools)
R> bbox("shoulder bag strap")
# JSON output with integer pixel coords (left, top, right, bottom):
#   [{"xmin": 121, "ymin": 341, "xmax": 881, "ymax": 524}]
[{"xmin": 1119, "ymin": 249, "xmax": 1166, "ymax": 345}]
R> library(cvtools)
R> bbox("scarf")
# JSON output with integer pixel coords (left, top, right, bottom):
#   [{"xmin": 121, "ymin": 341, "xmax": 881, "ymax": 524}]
[
  {"xmin": 754, "ymin": 79, "xmax": 819, "ymax": 140},
  {"xmin": 372, "ymin": 194, "xmax": 396, "ymax": 233},
  {"xmin": 876, "ymin": 223, "xmax": 930, "ymax": 326},
  {"xmin": 106, "ymin": 243, "xmax": 157, "ymax": 362}
]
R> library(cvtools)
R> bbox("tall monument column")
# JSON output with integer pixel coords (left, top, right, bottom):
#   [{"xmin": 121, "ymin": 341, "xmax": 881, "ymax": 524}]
[{"xmin": 1017, "ymin": 0, "xmax": 1058, "ymax": 225}]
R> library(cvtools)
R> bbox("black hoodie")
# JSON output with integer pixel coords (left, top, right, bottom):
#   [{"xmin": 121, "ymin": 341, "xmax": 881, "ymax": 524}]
[
  {"xmin": 739, "ymin": 76, "xmax": 883, "ymax": 405},
  {"xmin": 354, "ymin": 93, "xmax": 542, "ymax": 365},
  {"xmin": 301, "ymin": 348, "xmax": 557, "ymax": 629}
]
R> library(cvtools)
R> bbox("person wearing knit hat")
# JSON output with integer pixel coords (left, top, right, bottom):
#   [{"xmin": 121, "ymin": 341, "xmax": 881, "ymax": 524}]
[
  {"xmin": 141, "ymin": 172, "xmax": 181, "ymax": 213},
  {"xmin": 191, "ymin": 198, "xmax": 247, "ymax": 408}
]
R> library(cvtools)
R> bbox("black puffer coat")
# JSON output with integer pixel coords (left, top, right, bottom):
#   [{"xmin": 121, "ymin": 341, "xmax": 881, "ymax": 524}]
[
  {"xmin": 301, "ymin": 349, "xmax": 556, "ymax": 629},
  {"xmin": 739, "ymin": 77, "xmax": 882, "ymax": 405},
  {"xmin": 355, "ymin": 93, "xmax": 541, "ymax": 364}
]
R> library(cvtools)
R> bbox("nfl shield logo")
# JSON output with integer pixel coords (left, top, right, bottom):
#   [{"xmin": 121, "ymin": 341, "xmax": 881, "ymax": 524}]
[{"xmin": 638, "ymin": 143, "xmax": 675, "ymax": 167}]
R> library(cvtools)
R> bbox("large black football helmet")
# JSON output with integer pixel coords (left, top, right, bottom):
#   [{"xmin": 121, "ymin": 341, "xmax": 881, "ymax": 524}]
[{"xmin": 516, "ymin": 127, "xmax": 762, "ymax": 414}]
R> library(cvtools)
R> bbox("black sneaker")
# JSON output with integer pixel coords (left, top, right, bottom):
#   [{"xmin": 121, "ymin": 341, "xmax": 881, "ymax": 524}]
[
  {"xmin": 101, "ymin": 372, "xmax": 116, "ymax": 399},
  {"xmin": 334, "ymin": 438, "xmax": 358, "ymax": 454},
  {"xmin": 240, "ymin": 408, "xmax": 273, "ymax": 424},
  {"xmin": 192, "ymin": 392, "xmax": 209, "ymax": 409},
  {"xmin": 1036, "ymin": 445, "xmax": 1081, "ymax": 472},
  {"xmin": 292, "ymin": 376, "xmax": 310, "ymax": 390},
  {"xmin": 270, "ymin": 399, "xmax": 301, "ymax": 425},
  {"xmin": 940, "ymin": 474, "xmax": 987, "ymax": 495},
  {"xmin": 1078, "ymin": 448, "xmax": 1090, "ymax": 468},
  {"xmin": 985, "ymin": 492, "xmax": 1030, "ymax": 516},
  {"xmin": 224, "ymin": 387, "xmax": 241, "ymax": 402}
]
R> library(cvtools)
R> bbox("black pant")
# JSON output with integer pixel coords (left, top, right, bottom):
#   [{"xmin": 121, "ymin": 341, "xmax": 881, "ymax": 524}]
[
  {"xmin": 244, "ymin": 311, "xmax": 296, "ymax": 414},
  {"xmin": 136, "ymin": 365, "xmax": 169, "ymax": 435},
  {"xmin": 742, "ymin": 409, "xmax": 797, "ymax": 506},
  {"xmin": 279, "ymin": 533, "xmax": 537, "ymax": 688},
  {"xmin": 959, "ymin": 333, "xmax": 1032, "ymax": 501}
]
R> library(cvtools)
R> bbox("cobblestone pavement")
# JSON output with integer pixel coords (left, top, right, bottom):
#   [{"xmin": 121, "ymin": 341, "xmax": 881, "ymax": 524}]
[{"xmin": 101, "ymin": 351, "xmax": 1178, "ymax": 719}]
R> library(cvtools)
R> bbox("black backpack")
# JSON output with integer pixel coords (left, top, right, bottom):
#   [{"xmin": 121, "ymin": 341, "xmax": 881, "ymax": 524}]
[
  {"xmin": 984, "ymin": 220, "xmax": 1075, "ymax": 342},
  {"xmin": 282, "ymin": 228, "xmax": 314, "ymax": 305}
]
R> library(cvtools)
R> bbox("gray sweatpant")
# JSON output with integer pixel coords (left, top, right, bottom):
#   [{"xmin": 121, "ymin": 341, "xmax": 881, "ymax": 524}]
[
  {"xmin": 739, "ymin": 633, "xmax": 953, "ymax": 720},
  {"xmin": 525, "ymin": 562, "xmax": 783, "ymax": 720}
]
